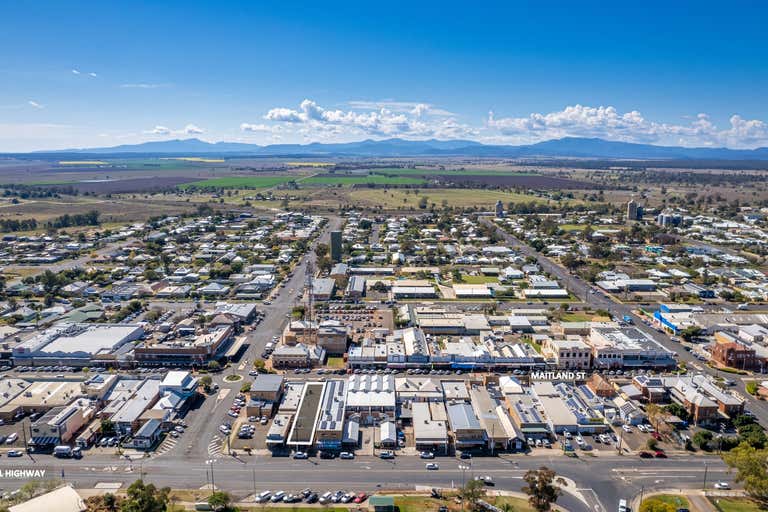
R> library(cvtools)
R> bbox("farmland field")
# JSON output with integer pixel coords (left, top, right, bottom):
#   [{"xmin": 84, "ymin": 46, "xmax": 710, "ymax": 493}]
[
  {"xmin": 349, "ymin": 188, "xmax": 576, "ymax": 208},
  {"xmin": 371, "ymin": 167, "xmax": 540, "ymax": 176},
  {"xmin": 179, "ymin": 176, "xmax": 297, "ymax": 189},
  {"xmin": 302, "ymin": 175, "xmax": 425, "ymax": 186}
]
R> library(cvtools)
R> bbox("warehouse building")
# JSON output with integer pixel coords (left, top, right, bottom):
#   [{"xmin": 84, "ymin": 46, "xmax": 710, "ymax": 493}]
[{"xmin": 13, "ymin": 323, "xmax": 144, "ymax": 367}]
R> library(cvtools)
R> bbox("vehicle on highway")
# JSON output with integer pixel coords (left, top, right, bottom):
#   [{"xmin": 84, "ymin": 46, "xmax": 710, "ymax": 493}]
[
  {"xmin": 420, "ymin": 451, "xmax": 435, "ymax": 459},
  {"xmin": 425, "ymin": 462, "xmax": 439, "ymax": 470},
  {"xmin": 339, "ymin": 451, "xmax": 354, "ymax": 459},
  {"xmin": 293, "ymin": 451, "xmax": 308, "ymax": 459},
  {"xmin": 6, "ymin": 450, "xmax": 23, "ymax": 457},
  {"xmin": 714, "ymin": 482, "xmax": 731, "ymax": 490},
  {"xmin": 379, "ymin": 450, "xmax": 395, "ymax": 459},
  {"xmin": 5, "ymin": 433, "xmax": 18, "ymax": 444}
]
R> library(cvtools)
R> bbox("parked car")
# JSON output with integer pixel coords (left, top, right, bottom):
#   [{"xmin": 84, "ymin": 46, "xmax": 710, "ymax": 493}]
[
  {"xmin": 340, "ymin": 451, "xmax": 355, "ymax": 459},
  {"xmin": 293, "ymin": 451, "xmax": 308, "ymax": 459},
  {"xmin": 420, "ymin": 451, "xmax": 435, "ymax": 459}
]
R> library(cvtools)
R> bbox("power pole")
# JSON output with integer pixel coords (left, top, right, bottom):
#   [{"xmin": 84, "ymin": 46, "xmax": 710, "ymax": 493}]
[{"xmin": 702, "ymin": 462, "xmax": 708, "ymax": 490}]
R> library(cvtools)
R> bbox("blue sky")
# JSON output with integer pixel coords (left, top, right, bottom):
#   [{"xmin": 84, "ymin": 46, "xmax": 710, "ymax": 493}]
[{"xmin": 2, "ymin": 1, "xmax": 767, "ymax": 151}]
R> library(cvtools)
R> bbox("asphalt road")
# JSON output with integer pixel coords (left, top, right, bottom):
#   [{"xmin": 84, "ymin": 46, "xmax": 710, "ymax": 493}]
[{"xmin": 0, "ymin": 450, "xmax": 730, "ymax": 511}]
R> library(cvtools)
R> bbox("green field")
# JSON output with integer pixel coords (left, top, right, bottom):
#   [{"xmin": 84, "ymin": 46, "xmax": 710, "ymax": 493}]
[
  {"xmin": 302, "ymin": 175, "xmax": 425, "ymax": 186},
  {"xmin": 179, "ymin": 176, "xmax": 296, "ymax": 189},
  {"xmin": 710, "ymin": 497, "xmax": 766, "ymax": 512}
]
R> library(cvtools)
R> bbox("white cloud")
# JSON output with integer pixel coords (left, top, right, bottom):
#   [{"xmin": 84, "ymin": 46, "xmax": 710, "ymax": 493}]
[
  {"xmin": 147, "ymin": 125, "xmax": 171, "ymax": 135},
  {"xmin": 183, "ymin": 124, "xmax": 204, "ymax": 135},
  {"xmin": 144, "ymin": 124, "xmax": 205, "ymax": 136},
  {"xmin": 486, "ymin": 104, "xmax": 768, "ymax": 148},
  {"xmin": 71, "ymin": 69, "xmax": 81, "ymax": 75},
  {"xmin": 240, "ymin": 123, "xmax": 275, "ymax": 133},
  {"xmin": 88, "ymin": 72, "xmax": 98, "ymax": 78},
  {"xmin": 27, "ymin": 100, "xmax": 43, "ymax": 109},
  {"xmin": 263, "ymin": 98, "xmax": 475, "ymax": 140}
]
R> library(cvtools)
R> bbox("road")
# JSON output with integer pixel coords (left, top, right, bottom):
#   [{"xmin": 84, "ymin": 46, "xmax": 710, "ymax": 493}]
[
  {"xmin": 1, "ymin": 450, "xmax": 730, "ymax": 511},
  {"xmin": 481, "ymin": 218, "xmax": 768, "ymax": 424}
]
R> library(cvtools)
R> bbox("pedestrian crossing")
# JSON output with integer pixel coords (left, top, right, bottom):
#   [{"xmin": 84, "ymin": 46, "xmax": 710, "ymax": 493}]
[
  {"xmin": 154, "ymin": 435, "xmax": 178, "ymax": 457},
  {"xmin": 208, "ymin": 435, "xmax": 223, "ymax": 458}
]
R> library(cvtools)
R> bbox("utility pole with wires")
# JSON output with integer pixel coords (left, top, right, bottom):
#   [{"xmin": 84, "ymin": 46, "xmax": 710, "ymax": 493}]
[{"xmin": 304, "ymin": 259, "xmax": 315, "ymax": 346}]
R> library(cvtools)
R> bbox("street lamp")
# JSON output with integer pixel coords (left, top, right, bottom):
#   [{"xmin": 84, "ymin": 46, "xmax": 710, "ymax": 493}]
[
  {"xmin": 206, "ymin": 459, "xmax": 216, "ymax": 493},
  {"xmin": 458, "ymin": 464, "xmax": 470, "ymax": 512}
]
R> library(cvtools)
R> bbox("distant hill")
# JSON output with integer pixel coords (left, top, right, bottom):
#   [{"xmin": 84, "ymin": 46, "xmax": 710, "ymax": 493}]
[{"xmin": 26, "ymin": 137, "xmax": 768, "ymax": 160}]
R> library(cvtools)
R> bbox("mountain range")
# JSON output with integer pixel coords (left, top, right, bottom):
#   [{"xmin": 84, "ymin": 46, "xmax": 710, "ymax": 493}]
[{"xmin": 29, "ymin": 137, "xmax": 768, "ymax": 160}]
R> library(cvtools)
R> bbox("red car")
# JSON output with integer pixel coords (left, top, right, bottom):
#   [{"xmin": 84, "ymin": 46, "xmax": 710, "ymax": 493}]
[
  {"xmin": 353, "ymin": 493, "xmax": 368, "ymax": 504},
  {"xmin": 654, "ymin": 451, "xmax": 667, "ymax": 458}
]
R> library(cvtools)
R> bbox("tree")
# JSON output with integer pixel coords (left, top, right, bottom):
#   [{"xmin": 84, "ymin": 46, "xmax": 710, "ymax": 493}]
[
  {"xmin": 679, "ymin": 326, "xmax": 702, "ymax": 342},
  {"xmin": 639, "ymin": 498, "xmax": 677, "ymax": 512},
  {"xmin": 103, "ymin": 493, "xmax": 118, "ymax": 512},
  {"xmin": 120, "ymin": 479, "xmax": 170, "ymax": 512},
  {"xmin": 200, "ymin": 375, "xmax": 213, "ymax": 391},
  {"xmin": 722, "ymin": 442, "xmax": 768, "ymax": 505},
  {"xmin": 522, "ymin": 467, "xmax": 565, "ymax": 512},
  {"xmin": 458, "ymin": 478, "xmax": 486, "ymax": 511},
  {"xmin": 207, "ymin": 491, "xmax": 232, "ymax": 511},
  {"xmin": 692, "ymin": 430, "xmax": 713, "ymax": 450},
  {"xmin": 207, "ymin": 361, "xmax": 221, "ymax": 372},
  {"xmin": 101, "ymin": 418, "xmax": 115, "ymax": 434},
  {"xmin": 418, "ymin": 196, "xmax": 429, "ymax": 209},
  {"xmin": 240, "ymin": 382, "xmax": 251, "ymax": 393}
]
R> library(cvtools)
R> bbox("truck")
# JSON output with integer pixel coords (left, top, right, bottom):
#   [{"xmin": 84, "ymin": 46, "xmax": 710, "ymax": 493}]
[
  {"xmin": 622, "ymin": 315, "xmax": 633, "ymax": 324},
  {"xmin": 53, "ymin": 445, "xmax": 73, "ymax": 458}
]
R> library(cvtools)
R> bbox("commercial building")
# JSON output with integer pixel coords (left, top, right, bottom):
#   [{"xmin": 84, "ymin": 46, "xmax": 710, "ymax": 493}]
[
  {"xmin": 315, "ymin": 379, "xmax": 347, "ymax": 451},
  {"xmin": 12, "ymin": 323, "xmax": 144, "ymax": 367},
  {"xmin": 134, "ymin": 325, "xmax": 233, "ymax": 366},
  {"xmin": 411, "ymin": 401, "xmax": 448, "ymax": 453},
  {"xmin": 588, "ymin": 326, "xmax": 676, "ymax": 369},
  {"xmin": 446, "ymin": 402, "xmax": 485, "ymax": 450},
  {"xmin": 345, "ymin": 374, "xmax": 395, "ymax": 424}
]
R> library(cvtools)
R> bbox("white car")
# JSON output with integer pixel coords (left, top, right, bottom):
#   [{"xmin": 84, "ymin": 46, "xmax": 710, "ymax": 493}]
[
  {"xmin": 714, "ymin": 482, "xmax": 731, "ymax": 490},
  {"xmin": 339, "ymin": 452, "xmax": 355, "ymax": 459},
  {"xmin": 622, "ymin": 425, "xmax": 633, "ymax": 433},
  {"xmin": 293, "ymin": 451, "xmax": 308, "ymax": 459},
  {"xmin": 425, "ymin": 463, "xmax": 439, "ymax": 470},
  {"xmin": 419, "ymin": 451, "xmax": 435, "ymax": 459}
]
